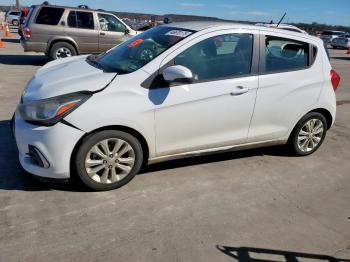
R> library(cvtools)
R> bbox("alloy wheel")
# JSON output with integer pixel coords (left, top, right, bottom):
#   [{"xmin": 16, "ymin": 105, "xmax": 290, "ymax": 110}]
[
  {"xmin": 56, "ymin": 47, "xmax": 72, "ymax": 59},
  {"xmin": 297, "ymin": 118, "xmax": 324, "ymax": 153},
  {"xmin": 84, "ymin": 138, "xmax": 135, "ymax": 184}
]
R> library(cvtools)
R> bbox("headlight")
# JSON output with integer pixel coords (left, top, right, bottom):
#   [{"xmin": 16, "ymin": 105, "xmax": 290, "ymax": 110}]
[{"xmin": 18, "ymin": 92, "xmax": 92, "ymax": 126}]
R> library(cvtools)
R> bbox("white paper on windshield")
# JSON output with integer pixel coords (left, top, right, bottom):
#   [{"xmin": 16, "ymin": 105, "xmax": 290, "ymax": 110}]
[{"xmin": 165, "ymin": 30, "xmax": 193, "ymax": 38}]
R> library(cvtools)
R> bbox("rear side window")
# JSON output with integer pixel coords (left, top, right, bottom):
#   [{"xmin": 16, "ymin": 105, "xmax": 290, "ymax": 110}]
[
  {"xmin": 10, "ymin": 11, "xmax": 21, "ymax": 16},
  {"xmin": 175, "ymin": 33, "xmax": 253, "ymax": 82},
  {"xmin": 36, "ymin": 7, "xmax": 64, "ymax": 25},
  {"xmin": 265, "ymin": 36, "xmax": 309, "ymax": 73},
  {"xmin": 68, "ymin": 11, "xmax": 94, "ymax": 29}
]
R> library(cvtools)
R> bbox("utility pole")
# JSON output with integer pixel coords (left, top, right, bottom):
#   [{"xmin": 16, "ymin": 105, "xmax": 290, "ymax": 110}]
[{"xmin": 16, "ymin": 0, "xmax": 20, "ymax": 10}]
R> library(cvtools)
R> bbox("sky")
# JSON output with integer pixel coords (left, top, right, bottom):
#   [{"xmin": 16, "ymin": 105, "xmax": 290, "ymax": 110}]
[{"xmin": 1, "ymin": 0, "xmax": 349, "ymax": 26}]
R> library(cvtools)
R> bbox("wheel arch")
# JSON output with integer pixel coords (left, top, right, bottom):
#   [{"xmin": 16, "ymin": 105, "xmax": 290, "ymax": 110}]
[
  {"xmin": 309, "ymin": 108, "xmax": 333, "ymax": 130},
  {"xmin": 287, "ymin": 107, "xmax": 333, "ymax": 143},
  {"xmin": 47, "ymin": 38, "xmax": 79, "ymax": 55},
  {"xmin": 70, "ymin": 125, "xmax": 150, "ymax": 176}
]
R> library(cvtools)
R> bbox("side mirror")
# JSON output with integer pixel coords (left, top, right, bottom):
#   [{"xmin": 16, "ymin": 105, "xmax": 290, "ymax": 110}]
[{"xmin": 163, "ymin": 65, "xmax": 193, "ymax": 83}]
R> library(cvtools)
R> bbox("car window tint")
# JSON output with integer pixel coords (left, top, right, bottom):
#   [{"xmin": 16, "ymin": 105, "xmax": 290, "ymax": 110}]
[
  {"xmin": 36, "ymin": 7, "xmax": 64, "ymax": 25},
  {"xmin": 174, "ymin": 33, "xmax": 253, "ymax": 82},
  {"xmin": 68, "ymin": 11, "xmax": 94, "ymax": 29},
  {"xmin": 98, "ymin": 14, "xmax": 126, "ymax": 32},
  {"xmin": 265, "ymin": 36, "xmax": 309, "ymax": 73}
]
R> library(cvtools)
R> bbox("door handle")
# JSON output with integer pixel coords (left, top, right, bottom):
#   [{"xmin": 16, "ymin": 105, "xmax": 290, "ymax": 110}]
[
  {"xmin": 100, "ymin": 32, "xmax": 106, "ymax": 36},
  {"xmin": 230, "ymin": 86, "xmax": 249, "ymax": 96}
]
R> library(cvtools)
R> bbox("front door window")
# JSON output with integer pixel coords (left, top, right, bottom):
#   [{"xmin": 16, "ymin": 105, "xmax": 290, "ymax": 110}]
[{"xmin": 98, "ymin": 14, "xmax": 126, "ymax": 33}]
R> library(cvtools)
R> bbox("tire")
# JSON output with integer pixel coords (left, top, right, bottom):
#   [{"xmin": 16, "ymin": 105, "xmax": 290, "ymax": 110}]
[
  {"xmin": 49, "ymin": 42, "xmax": 77, "ymax": 60},
  {"xmin": 12, "ymin": 19, "xmax": 19, "ymax": 26},
  {"xmin": 288, "ymin": 112, "xmax": 327, "ymax": 156},
  {"xmin": 74, "ymin": 130, "xmax": 143, "ymax": 191}
]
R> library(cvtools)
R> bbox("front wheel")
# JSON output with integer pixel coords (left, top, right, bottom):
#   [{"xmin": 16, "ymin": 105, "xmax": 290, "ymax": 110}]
[
  {"xmin": 288, "ymin": 112, "xmax": 327, "ymax": 156},
  {"xmin": 74, "ymin": 130, "xmax": 143, "ymax": 191}
]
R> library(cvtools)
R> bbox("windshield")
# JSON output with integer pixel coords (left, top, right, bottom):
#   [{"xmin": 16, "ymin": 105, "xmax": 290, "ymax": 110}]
[{"xmin": 94, "ymin": 26, "xmax": 196, "ymax": 74}]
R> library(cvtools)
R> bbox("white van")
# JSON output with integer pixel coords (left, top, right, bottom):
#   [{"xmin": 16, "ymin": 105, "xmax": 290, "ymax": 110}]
[{"xmin": 13, "ymin": 22, "xmax": 340, "ymax": 191}]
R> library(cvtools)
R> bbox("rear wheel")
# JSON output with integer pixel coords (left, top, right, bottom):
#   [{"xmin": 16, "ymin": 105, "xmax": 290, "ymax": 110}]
[
  {"xmin": 74, "ymin": 130, "xmax": 143, "ymax": 191},
  {"xmin": 288, "ymin": 112, "xmax": 327, "ymax": 156},
  {"xmin": 12, "ymin": 19, "xmax": 19, "ymax": 26},
  {"xmin": 49, "ymin": 42, "xmax": 77, "ymax": 60}
]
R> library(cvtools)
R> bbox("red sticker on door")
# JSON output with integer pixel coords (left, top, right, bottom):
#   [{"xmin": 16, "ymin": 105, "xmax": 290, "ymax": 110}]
[{"xmin": 128, "ymin": 39, "xmax": 144, "ymax": 48}]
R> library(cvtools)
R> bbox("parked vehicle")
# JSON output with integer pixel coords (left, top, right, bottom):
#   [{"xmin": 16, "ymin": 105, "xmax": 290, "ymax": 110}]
[
  {"xmin": 13, "ymin": 22, "xmax": 340, "ymax": 191},
  {"xmin": 256, "ymin": 23, "xmax": 307, "ymax": 34},
  {"xmin": 18, "ymin": 8, "xmax": 30, "ymax": 37},
  {"xmin": 5, "ymin": 10, "xmax": 21, "ymax": 26},
  {"xmin": 20, "ymin": 8, "xmax": 30, "ymax": 24},
  {"xmin": 320, "ymin": 30, "xmax": 347, "ymax": 44},
  {"xmin": 20, "ymin": 4, "xmax": 138, "ymax": 60},
  {"xmin": 331, "ymin": 34, "xmax": 350, "ymax": 49}
]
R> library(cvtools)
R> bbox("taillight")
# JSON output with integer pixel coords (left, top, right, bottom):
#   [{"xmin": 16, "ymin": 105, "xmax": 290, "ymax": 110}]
[
  {"xmin": 330, "ymin": 69, "xmax": 340, "ymax": 91},
  {"xmin": 24, "ymin": 27, "xmax": 31, "ymax": 38}
]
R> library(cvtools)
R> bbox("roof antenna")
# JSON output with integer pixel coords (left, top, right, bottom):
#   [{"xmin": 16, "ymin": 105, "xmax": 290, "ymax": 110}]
[{"xmin": 276, "ymin": 12, "xmax": 287, "ymax": 27}]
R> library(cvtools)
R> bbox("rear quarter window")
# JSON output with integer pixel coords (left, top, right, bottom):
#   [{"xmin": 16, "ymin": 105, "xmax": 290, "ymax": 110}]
[
  {"xmin": 36, "ymin": 7, "xmax": 64, "ymax": 25},
  {"xmin": 264, "ymin": 36, "xmax": 310, "ymax": 73}
]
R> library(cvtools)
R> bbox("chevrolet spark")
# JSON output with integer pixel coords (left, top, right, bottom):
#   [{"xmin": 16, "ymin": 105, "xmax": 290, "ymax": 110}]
[{"xmin": 14, "ymin": 22, "xmax": 340, "ymax": 191}]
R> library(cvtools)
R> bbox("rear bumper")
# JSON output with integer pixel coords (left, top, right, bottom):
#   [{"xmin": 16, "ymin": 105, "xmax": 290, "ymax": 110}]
[
  {"xmin": 20, "ymin": 39, "xmax": 47, "ymax": 53},
  {"xmin": 14, "ymin": 111, "xmax": 85, "ymax": 179}
]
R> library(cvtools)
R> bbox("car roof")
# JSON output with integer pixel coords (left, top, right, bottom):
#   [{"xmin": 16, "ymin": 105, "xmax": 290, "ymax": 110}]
[
  {"xmin": 166, "ymin": 21, "xmax": 256, "ymax": 31},
  {"xmin": 165, "ymin": 21, "xmax": 320, "ymax": 42},
  {"xmin": 31, "ymin": 4, "xmax": 111, "ymax": 13}
]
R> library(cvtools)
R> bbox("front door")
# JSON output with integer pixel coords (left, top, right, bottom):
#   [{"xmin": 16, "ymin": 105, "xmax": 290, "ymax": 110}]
[
  {"xmin": 154, "ymin": 31, "xmax": 259, "ymax": 156},
  {"xmin": 98, "ymin": 13, "xmax": 129, "ymax": 52}
]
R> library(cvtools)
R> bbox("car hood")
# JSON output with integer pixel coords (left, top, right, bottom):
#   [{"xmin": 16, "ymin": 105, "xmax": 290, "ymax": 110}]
[{"xmin": 22, "ymin": 55, "xmax": 116, "ymax": 102}]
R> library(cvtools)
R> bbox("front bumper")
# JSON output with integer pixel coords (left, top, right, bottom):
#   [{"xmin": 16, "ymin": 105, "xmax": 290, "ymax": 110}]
[{"xmin": 14, "ymin": 111, "xmax": 85, "ymax": 179}]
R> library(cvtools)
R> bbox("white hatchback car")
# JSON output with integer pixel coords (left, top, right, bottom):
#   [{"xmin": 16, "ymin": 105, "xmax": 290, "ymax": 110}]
[{"xmin": 13, "ymin": 22, "xmax": 340, "ymax": 191}]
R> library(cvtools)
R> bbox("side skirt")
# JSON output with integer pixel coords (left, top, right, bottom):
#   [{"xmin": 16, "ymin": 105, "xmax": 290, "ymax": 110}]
[{"xmin": 148, "ymin": 139, "xmax": 287, "ymax": 164}]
